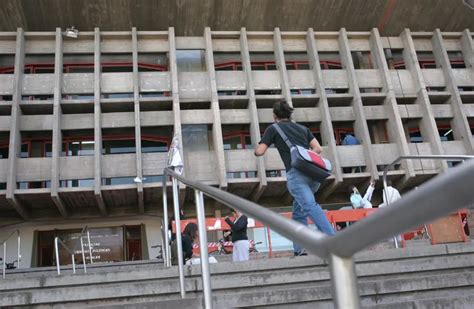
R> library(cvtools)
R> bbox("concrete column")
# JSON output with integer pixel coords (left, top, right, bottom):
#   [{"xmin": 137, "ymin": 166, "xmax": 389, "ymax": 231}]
[
  {"xmin": 338, "ymin": 28, "xmax": 378, "ymax": 180},
  {"xmin": 273, "ymin": 28, "xmax": 292, "ymax": 106},
  {"xmin": 94, "ymin": 28, "xmax": 107, "ymax": 216},
  {"xmin": 306, "ymin": 28, "xmax": 343, "ymax": 199},
  {"xmin": 369, "ymin": 28, "xmax": 416, "ymax": 181},
  {"xmin": 204, "ymin": 27, "xmax": 227, "ymax": 189},
  {"xmin": 240, "ymin": 28, "xmax": 267, "ymax": 202},
  {"xmin": 6, "ymin": 28, "xmax": 28, "ymax": 220},
  {"xmin": 432, "ymin": 29, "xmax": 474, "ymax": 154},
  {"xmin": 461, "ymin": 29, "xmax": 474, "ymax": 147},
  {"xmin": 168, "ymin": 27, "xmax": 186, "ymax": 204},
  {"xmin": 132, "ymin": 28, "xmax": 145, "ymax": 213},
  {"xmin": 51, "ymin": 28, "xmax": 68, "ymax": 218},
  {"xmin": 400, "ymin": 29, "xmax": 448, "ymax": 171},
  {"xmin": 461, "ymin": 29, "xmax": 474, "ymax": 69}
]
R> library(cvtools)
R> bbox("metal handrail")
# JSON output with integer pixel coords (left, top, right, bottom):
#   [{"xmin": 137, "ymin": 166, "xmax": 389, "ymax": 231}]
[
  {"xmin": 54, "ymin": 237, "xmax": 76, "ymax": 275},
  {"xmin": 163, "ymin": 158, "xmax": 474, "ymax": 308},
  {"xmin": 54, "ymin": 226, "xmax": 93, "ymax": 276},
  {"xmin": 78, "ymin": 226, "xmax": 94, "ymax": 272},
  {"xmin": 382, "ymin": 155, "xmax": 474, "ymax": 247},
  {"xmin": 1, "ymin": 229, "xmax": 20, "ymax": 279}
]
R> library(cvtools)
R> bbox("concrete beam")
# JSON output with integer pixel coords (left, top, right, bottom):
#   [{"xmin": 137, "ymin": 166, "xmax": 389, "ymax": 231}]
[
  {"xmin": 432, "ymin": 29, "xmax": 474, "ymax": 154},
  {"xmin": 6, "ymin": 28, "xmax": 29, "ymax": 220},
  {"xmin": 204, "ymin": 27, "xmax": 227, "ymax": 189},
  {"xmin": 306, "ymin": 28, "xmax": 343, "ymax": 184},
  {"xmin": 338, "ymin": 28, "xmax": 379, "ymax": 180},
  {"xmin": 369, "ymin": 28, "xmax": 416, "ymax": 183},
  {"xmin": 400, "ymin": 29, "xmax": 448, "ymax": 172},
  {"xmin": 168, "ymin": 27, "xmax": 186, "ymax": 193},
  {"xmin": 240, "ymin": 27, "xmax": 267, "ymax": 202},
  {"xmin": 132, "ymin": 28, "xmax": 145, "ymax": 214},
  {"xmin": 51, "ymin": 28, "xmax": 69, "ymax": 218},
  {"xmin": 94, "ymin": 28, "xmax": 107, "ymax": 216},
  {"xmin": 273, "ymin": 28, "xmax": 293, "ymax": 106}
]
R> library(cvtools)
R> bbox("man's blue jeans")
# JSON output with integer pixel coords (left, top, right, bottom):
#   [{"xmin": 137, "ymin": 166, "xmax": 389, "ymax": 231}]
[{"xmin": 287, "ymin": 168, "xmax": 335, "ymax": 253}]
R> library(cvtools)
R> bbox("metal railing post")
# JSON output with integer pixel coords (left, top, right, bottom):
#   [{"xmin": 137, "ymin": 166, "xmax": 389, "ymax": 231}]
[
  {"xmin": 195, "ymin": 190, "xmax": 213, "ymax": 309},
  {"xmin": 55, "ymin": 237, "xmax": 61, "ymax": 275},
  {"xmin": 2, "ymin": 242, "xmax": 5, "ymax": 279},
  {"xmin": 80, "ymin": 237, "xmax": 87, "ymax": 273},
  {"xmin": 329, "ymin": 254, "xmax": 360, "ymax": 309},
  {"xmin": 71, "ymin": 254, "xmax": 76, "ymax": 274},
  {"xmin": 172, "ymin": 177, "xmax": 186, "ymax": 298},
  {"xmin": 162, "ymin": 177, "xmax": 170, "ymax": 267},
  {"xmin": 17, "ymin": 232, "xmax": 20, "ymax": 269},
  {"xmin": 87, "ymin": 230, "xmax": 93, "ymax": 264}
]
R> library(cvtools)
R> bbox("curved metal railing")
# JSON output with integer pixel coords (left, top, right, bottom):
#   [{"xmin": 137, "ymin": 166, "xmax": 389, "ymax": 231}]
[
  {"xmin": 1, "ymin": 229, "xmax": 20, "ymax": 279},
  {"xmin": 162, "ymin": 157, "xmax": 474, "ymax": 308},
  {"xmin": 54, "ymin": 226, "xmax": 93, "ymax": 275}
]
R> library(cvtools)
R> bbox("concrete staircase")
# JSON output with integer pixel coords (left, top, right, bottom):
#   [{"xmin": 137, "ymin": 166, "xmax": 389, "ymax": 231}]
[{"xmin": 1, "ymin": 242, "xmax": 474, "ymax": 308}]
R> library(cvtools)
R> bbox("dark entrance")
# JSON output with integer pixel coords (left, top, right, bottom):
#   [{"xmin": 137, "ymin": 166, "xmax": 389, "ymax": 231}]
[{"xmin": 36, "ymin": 225, "xmax": 143, "ymax": 267}]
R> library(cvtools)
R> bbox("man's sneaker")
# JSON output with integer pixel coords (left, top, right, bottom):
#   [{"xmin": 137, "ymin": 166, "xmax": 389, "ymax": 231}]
[{"xmin": 294, "ymin": 250, "xmax": 308, "ymax": 256}]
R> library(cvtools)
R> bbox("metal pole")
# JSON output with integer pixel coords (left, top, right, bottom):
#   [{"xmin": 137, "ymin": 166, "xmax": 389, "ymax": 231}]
[
  {"xmin": 195, "ymin": 190, "xmax": 213, "ymax": 309},
  {"xmin": 80, "ymin": 237, "xmax": 87, "ymax": 273},
  {"xmin": 163, "ymin": 178, "xmax": 170, "ymax": 267},
  {"xmin": 87, "ymin": 230, "xmax": 93, "ymax": 264},
  {"xmin": 17, "ymin": 231, "xmax": 20, "ymax": 269},
  {"xmin": 329, "ymin": 254, "xmax": 360, "ymax": 309},
  {"xmin": 71, "ymin": 254, "xmax": 76, "ymax": 274},
  {"xmin": 55, "ymin": 237, "xmax": 60, "ymax": 275},
  {"xmin": 2, "ymin": 243, "xmax": 5, "ymax": 279},
  {"xmin": 172, "ymin": 177, "xmax": 186, "ymax": 298}
]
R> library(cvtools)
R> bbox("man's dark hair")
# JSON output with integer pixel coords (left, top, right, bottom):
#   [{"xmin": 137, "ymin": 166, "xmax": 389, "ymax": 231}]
[
  {"xmin": 183, "ymin": 222, "xmax": 198, "ymax": 240},
  {"xmin": 386, "ymin": 180, "xmax": 393, "ymax": 186},
  {"xmin": 348, "ymin": 185, "xmax": 357, "ymax": 194},
  {"xmin": 273, "ymin": 101, "xmax": 294, "ymax": 120}
]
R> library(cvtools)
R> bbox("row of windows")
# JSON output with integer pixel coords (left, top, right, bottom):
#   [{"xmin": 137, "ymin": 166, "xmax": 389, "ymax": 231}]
[
  {"xmin": 2, "ymin": 122, "xmax": 471, "ymax": 160},
  {"xmin": 0, "ymin": 55, "xmax": 466, "ymax": 75},
  {"xmin": 0, "ymin": 135, "xmax": 170, "ymax": 159}
]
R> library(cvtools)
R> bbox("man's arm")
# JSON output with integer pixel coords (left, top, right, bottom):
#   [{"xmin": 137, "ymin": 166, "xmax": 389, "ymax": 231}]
[
  {"xmin": 309, "ymin": 138, "xmax": 322, "ymax": 154},
  {"xmin": 254, "ymin": 143, "xmax": 269, "ymax": 156}
]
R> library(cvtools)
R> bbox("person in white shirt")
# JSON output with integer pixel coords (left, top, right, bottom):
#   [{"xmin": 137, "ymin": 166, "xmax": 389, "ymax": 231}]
[
  {"xmin": 350, "ymin": 180, "xmax": 375, "ymax": 209},
  {"xmin": 380, "ymin": 180, "xmax": 401, "ymax": 208}
]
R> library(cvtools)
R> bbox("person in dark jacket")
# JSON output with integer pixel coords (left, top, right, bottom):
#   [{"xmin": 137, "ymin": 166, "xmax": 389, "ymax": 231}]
[
  {"xmin": 171, "ymin": 222, "xmax": 198, "ymax": 265},
  {"xmin": 225, "ymin": 211, "xmax": 249, "ymax": 262}
]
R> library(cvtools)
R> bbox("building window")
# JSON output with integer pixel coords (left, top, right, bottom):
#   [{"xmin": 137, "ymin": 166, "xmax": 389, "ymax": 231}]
[
  {"xmin": 176, "ymin": 50, "xmax": 205, "ymax": 72},
  {"xmin": 351, "ymin": 51, "xmax": 374, "ymax": 69},
  {"xmin": 0, "ymin": 143, "xmax": 8, "ymax": 159},
  {"xmin": 447, "ymin": 51, "xmax": 466, "ymax": 69},
  {"xmin": 318, "ymin": 52, "xmax": 342, "ymax": 70}
]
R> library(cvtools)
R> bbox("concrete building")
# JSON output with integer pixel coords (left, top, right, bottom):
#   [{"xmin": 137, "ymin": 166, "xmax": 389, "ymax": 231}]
[{"xmin": 0, "ymin": 0, "xmax": 473, "ymax": 269}]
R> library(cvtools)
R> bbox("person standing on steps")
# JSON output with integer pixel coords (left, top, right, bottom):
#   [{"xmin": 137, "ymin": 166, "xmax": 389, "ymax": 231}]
[
  {"xmin": 225, "ymin": 210, "xmax": 249, "ymax": 262},
  {"xmin": 254, "ymin": 101, "xmax": 335, "ymax": 256}
]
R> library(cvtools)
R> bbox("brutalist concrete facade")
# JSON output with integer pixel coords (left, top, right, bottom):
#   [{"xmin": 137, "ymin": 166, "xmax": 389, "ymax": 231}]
[{"xmin": 0, "ymin": 27, "xmax": 473, "ymax": 222}]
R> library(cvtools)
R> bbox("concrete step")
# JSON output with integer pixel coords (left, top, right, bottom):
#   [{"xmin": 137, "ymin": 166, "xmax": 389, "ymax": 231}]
[
  {"xmin": 25, "ymin": 268, "xmax": 474, "ymax": 308},
  {"xmin": 1, "ymin": 242, "xmax": 473, "ymax": 308}
]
